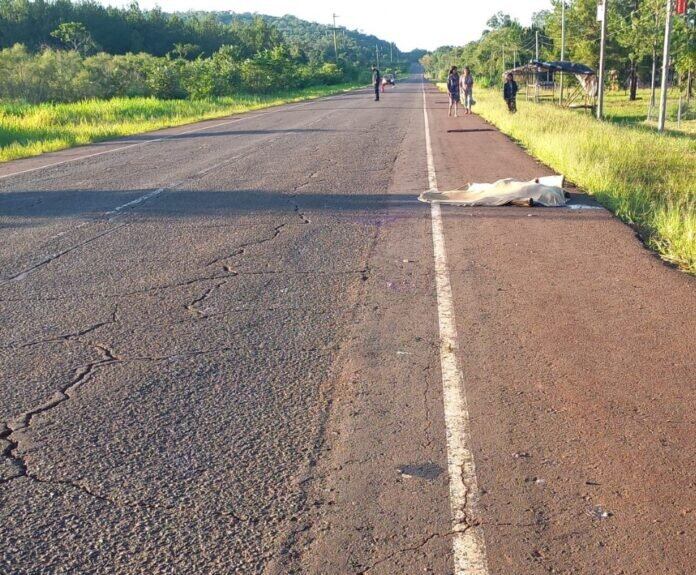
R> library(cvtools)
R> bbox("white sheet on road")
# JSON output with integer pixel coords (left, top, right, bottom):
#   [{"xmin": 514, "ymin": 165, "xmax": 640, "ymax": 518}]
[{"xmin": 419, "ymin": 175, "xmax": 568, "ymax": 207}]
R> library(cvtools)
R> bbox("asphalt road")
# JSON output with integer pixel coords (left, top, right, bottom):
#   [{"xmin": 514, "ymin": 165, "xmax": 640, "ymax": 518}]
[{"xmin": 1, "ymin": 76, "xmax": 694, "ymax": 574}]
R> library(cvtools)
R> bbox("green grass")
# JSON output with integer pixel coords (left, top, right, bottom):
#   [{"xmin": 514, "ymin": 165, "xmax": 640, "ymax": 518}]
[
  {"xmin": 437, "ymin": 83, "xmax": 695, "ymax": 273},
  {"xmin": 602, "ymin": 89, "xmax": 696, "ymax": 136},
  {"xmin": 0, "ymin": 82, "xmax": 362, "ymax": 163}
]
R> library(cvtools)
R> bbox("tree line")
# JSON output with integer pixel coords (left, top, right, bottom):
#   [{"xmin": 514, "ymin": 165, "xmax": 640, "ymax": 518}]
[
  {"xmin": 0, "ymin": 2, "xmax": 419, "ymax": 67},
  {"xmin": 422, "ymin": 0, "xmax": 695, "ymax": 99},
  {"xmin": 0, "ymin": 1, "xmax": 417, "ymax": 103}
]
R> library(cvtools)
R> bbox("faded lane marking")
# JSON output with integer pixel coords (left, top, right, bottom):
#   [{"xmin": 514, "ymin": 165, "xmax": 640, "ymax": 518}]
[{"xmin": 422, "ymin": 77, "xmax": 490, "ymax": 574}]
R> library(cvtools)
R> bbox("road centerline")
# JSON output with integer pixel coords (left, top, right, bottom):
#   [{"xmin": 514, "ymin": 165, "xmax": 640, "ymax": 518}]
[{"xmin": 421, "ymin": 76, "xmax": 490, "ymax": 575}]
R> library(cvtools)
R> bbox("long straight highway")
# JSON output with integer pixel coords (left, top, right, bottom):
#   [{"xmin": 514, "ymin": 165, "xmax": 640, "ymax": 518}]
[{"xmin": 1, "ymin": 75, "xmax": 694, "ymax": 574}]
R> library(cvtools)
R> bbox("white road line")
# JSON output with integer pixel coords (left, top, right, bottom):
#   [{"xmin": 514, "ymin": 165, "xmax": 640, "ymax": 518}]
[
  {"xmin": 422, "ymin": 77, "xmax": 490, "ymax": 574},
  {"xmin": 0, "ymin": 91, "xmax": 349, "ymax": 182}
]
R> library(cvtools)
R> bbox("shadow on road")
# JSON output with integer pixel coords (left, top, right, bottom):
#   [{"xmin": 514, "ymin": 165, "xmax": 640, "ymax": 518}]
[
  {"xmin": 446, "ymin": 129, "xmax": 496, "ymax": 133},
  {"xmin": 0, "ymin": 188, "xmax": 603, "ymax": 222}
]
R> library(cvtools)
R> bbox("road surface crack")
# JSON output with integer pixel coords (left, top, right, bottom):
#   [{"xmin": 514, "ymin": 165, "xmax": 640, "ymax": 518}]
[
  {"xmin": 1, "ymin": 224, "xmax": 128, "ymax": 284},
  {"xmin": 1, "ymin": 346, "xmax": 121, "ymax": 498},
  {"xmin": 206, "ymin": 224, "xmax": 287, "ymax": 268},
  {"xmin": 2, "ymin": 306, "xmax": 119, "ymax": 350},
  {"xmin": 185, "ymin": 280, "xmax": 228, "ymax": 317}
]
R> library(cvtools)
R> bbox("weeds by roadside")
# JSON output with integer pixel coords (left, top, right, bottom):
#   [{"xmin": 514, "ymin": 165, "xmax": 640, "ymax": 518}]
[
  {"xmin": 436, "ymin": 83, "xmax": 695, "ymax": 274},
  {"xmin": 0, "ymin": 83, "xmax": 362, "ymax": 163}
]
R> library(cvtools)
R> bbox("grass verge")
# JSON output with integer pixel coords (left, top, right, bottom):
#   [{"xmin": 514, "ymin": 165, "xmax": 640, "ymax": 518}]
[
  {"xmin": 437, "ymin": 83, "xmax": 695, "ymax": 274},
  {"xmin": 602, "ymin": 89, "xmax": 696, "ymax": 136},
  {"xmin": 0, "ymin": 82, "xmax": 363, "ymax": 163}
]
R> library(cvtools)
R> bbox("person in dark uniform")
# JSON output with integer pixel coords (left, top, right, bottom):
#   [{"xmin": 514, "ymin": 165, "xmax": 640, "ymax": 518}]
[
  {"xmin": 503, "ymin": 72, "xmax": 518, "ymax": 113},
  {"xmin": 372, "ymin": 65, "xmax": 381, "ymax": 101}
]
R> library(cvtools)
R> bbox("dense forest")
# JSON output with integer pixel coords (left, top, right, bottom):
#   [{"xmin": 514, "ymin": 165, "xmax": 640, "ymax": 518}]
[
  {"xmin": 182, "ymin": 12, "xmax": 427, "ymax": 68},
  {"xmin": 0, "ymin": 1, "xmax": 420, "ymax": 65},
  {"xmin": 0, "ymin": 1, "xmax": 418, "ymax": 103},
  {"xmin": 422, "ymin": 0, "xmax": 695, "ymax": 98}
]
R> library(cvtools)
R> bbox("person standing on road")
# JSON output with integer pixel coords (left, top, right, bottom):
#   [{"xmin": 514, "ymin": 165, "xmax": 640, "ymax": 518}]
[
  {"xmin": 460, "ymin": 67, "xmax": 474, "ymax": 114},
  {"xmin": 372, "ymin": 65, "xmax": 381, "ymax": 101},
  {"xmin": 504, "ymin": 72, "xmax": 518, "ymax": 113},
  {"xmin": 447, "ymin": 66, "xmax": 460, "ymax": 117}
]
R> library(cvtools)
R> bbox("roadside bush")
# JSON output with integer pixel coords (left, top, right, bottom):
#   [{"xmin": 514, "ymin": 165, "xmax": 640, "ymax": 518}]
[
  {"xmin": 0, "ymin": 43, "xmax": 348, "ymax": 103},
  {"xmin": 147, "ymin": 60, "xmax": 187, "ymax": 100}
]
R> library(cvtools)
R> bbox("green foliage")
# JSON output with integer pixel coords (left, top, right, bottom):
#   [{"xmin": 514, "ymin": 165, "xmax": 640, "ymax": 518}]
[
  {"xmin": 147, "ymin": 60, "xmax": 187, "ymax": 100},
  {"xmin": 0, "ymin": 0, "xmax": 237, "ymax": 56},
  {"xmin": 0, "ymin": 41, "xmax": 360, "ymax": 103},
  {"xmin": 0, "ymin": 83, "xmax": 362, "ymax": 163},
  {"xmin": 0, "ymin": 2, "xmax": 416, "ymax": 76},
  {"xmin": 50, "ymin": 21, "xmax": 96, "ymax": 54},
  {"xmin": 423, "ymin": 2, "xmax": 695, "ymax": 94},
  {"xmin": 195, "ymin": 12, "xmax": 415, "ymax": 69},
  {"xmin": 422, "ymin": 18, "xmax": 538, "ymax": 86},
  {"xmin": 0, "ymin": 3, "xmax": 410, "ymax": 105}
]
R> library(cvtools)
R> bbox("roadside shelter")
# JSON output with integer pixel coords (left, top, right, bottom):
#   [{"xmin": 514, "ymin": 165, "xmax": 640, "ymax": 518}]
[{"xmin": 504, "ymin": 60, "xmax": 597, "ymax": 110}]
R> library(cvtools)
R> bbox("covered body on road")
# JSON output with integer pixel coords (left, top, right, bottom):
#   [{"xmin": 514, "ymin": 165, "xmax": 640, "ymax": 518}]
[{"xmin": 419, "ymin": 175, "xmax": 568, "ymax": 207}]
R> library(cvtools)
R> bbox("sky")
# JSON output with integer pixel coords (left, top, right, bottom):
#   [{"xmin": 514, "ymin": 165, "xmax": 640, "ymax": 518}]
[{"xmin": 99, "ymin": 0, "xmax": 554, "ymax": 52}]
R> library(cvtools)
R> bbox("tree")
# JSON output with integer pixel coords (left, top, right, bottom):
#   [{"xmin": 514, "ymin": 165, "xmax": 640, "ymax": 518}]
[
  {"xmin": 487, "ymin": 12, "xmax": 514, "ymax": 30},
  {"xmin": 170, "ymin": 42, "xmax": 202, "ymax": 60},
  {"xmin": 50, "ymin": 21, "xmax": 95, "ymax": 54},
  {"xmin": 610, "ymin": 0, "xmax": 661, "ymax": 100}
]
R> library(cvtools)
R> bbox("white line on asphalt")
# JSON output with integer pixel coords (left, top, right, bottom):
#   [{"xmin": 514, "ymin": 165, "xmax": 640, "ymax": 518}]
[
  {"xmin": 0, "ymin": 91, "xmax": 351, "ymax": 182},
  {"xmin": 106, "ymin": 187, "xmax": 169, "ymax": 215},
  {"xmin": 422, "ymin": 77, "xmax": 490, "ymax": 575}
]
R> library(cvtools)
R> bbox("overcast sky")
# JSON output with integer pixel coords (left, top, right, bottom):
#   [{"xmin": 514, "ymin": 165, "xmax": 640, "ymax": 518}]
[{"xmin": 99, "ymin": 0, "xmax": 553, "ymax": 51}]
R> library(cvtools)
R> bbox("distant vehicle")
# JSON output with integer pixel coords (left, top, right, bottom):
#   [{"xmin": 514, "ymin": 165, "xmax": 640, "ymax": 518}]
[{"xmin": 384, "ymin": 74, "xmax": 396, "ymax": 86}]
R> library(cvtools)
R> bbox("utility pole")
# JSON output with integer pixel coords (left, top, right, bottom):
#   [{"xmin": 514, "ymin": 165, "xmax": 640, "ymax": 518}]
[
  {"xmin": 651, "ymin": 7, "xmax": 659, "ymax": 108},
  {"xmin": 560, "ymin": 1, "xmax": 566, "ymax": 105},
  {"xmin": 332, "ymin": 13, "xmax": 339, "ymax": 62},
  {"xmin": 376, "ymin": 44, "xmax": 380, "ymax": 69},
  {"xmin": 658, "ymin": 0, "xmax": 673, "ymax": 131},
  {"xmin": 390, "ymin": 42, "xmax": 393, "ymax": 63},
  {"xmin": 597, "ymin": 0, "xmax": 608, "ymax": 119},
  {"xmin": 535, "ymin": 30, "xmax": 539, "ymax": 60}
]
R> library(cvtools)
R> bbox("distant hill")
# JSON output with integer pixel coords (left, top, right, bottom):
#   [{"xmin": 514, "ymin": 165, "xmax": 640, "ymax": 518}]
[
  {"xmin": 178, "ymin": 12, "xmax": 423, "ymax": 68},
  {"xmin": 0, "ymin": 2, "xmax": 424, "ymax": 69}
]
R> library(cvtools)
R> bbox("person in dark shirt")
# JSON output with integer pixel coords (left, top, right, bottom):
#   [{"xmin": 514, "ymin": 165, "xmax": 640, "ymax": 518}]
[
  {"xmin": 503, "ymin": 73, "xmax": 518, "ymax": 113},
  {"xmin": 372, "ymin": 65, "xmax": 381, "ymax": 101},
  {"xmin": 447, "ymin": 66, "xmax": 460, "ymax": 117}
]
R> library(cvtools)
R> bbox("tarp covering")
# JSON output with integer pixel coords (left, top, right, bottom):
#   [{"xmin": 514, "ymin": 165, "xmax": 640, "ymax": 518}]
[{"xmin": 418, "ymin": 175, "xmax": 568, "ymax": 207}]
